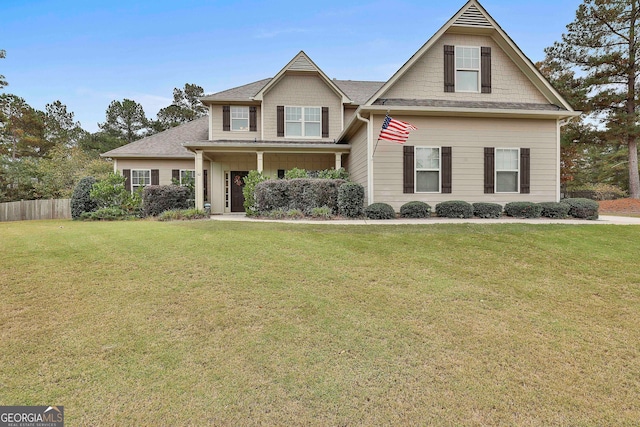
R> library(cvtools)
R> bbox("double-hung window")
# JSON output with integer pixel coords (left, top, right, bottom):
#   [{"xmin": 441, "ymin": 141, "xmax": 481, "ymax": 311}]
[
  {"xmin": 285, "ymin": 106, "xmax": 321, "ymax": 137},
  {"xmin": 415, "ymin": 147, "xmax": 441, "ymax": 192},
  {"xmin": 131, "ymin": 169, "xmax": 151, "ymax": 190},
  {"xmin": 231, "ymin": 106, "xmax": 249, "ymax": 131},
  {"xmin": 456, "ymin": 46, "xmax": 480, "ymax": 92},
  {"xmin": 495, "ymin": 148, "xmax": 519, "ymax": 193}
]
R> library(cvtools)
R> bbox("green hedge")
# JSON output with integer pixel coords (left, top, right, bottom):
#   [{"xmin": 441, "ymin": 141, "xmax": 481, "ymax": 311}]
[
  {"xmin": 337, "ymin": 182, "xmax": 364, "ymax": 218},
  {"xmin": 538, "ymin": 202, "xmax": 570, "ymax": 219},
  {"xmin": 400, "ymin": 201, "xmax": 431, "ymax": 218},
  {"xmin": 435, "ymin": 201, "xmax": 473, "ymax": 218},
  {"xmin": 561, "ymin": 198, "xmax": 599, "ymax": 220},
  {"xmin": 364, "ymin": 203, "xmax": 396, "ymax": 219},
  {"xmin": 142, "ymin": 185, "xmax": 192, "ymax": 217},
  {"xmin": 254, "ymin": 178, "xmax": 346, "ymax": 215},
  {"xmin": 504, "ymin": 202, "xmax": 542, "ymax": 218},
  {"xmin": 472, "ymin": 202, "xmax": 503, "ymax": 219}
]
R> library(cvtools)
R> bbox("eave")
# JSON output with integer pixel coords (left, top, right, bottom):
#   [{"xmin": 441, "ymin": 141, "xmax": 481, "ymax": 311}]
[{"xmin": 182, "ymin": 141, "xmax": 351, "ymax": 154}]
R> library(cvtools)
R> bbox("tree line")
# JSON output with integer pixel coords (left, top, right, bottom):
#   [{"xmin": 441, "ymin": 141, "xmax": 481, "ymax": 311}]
[
  {"xmin": 0, "ymin": 76, "xmax": 207, "ymax": 202},
  {"xmin": 1, "ymin": 0, "xmax": 639, "ymax": 201}
]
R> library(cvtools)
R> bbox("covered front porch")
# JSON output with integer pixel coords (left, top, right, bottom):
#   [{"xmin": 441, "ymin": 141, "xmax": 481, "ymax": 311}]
[{"xmin": 183, "ymin": 141, "xmax": 350, "ymax": 214}]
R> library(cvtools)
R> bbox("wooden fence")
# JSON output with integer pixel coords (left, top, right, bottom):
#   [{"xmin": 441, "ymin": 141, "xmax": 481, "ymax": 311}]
[{"xmin": 0, "ymin": 199, "xmax": 71, "ymax": 222}]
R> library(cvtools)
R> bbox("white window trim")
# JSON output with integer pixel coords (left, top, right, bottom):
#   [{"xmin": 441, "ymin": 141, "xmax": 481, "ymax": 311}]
[
  {"xmin": 455, "ymin": 45, "xmax": 481, "ymax": 93},
  {"xmin": 131, "ymin": 169, "xmax": 151, "ymax": 190},
  {"xmin": 230, "ymin": 106, "xmax": 250, "ymax": 132},
  {"xmin": 415, "ymin": 146, "xmax": 441, "ymax": 194},
  {"xmin": 179, "ymin": 169, "xmax": 195, "ymax": 186},
  {"xmin": 495, "ymin": 148, "xmax": 520, "ymax": 193},
  {"xmin": 285, "ymin": 106, "xmax": 322, "ymax": 138}
]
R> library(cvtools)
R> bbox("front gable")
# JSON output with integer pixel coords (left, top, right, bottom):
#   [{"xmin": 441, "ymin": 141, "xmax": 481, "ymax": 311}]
[{"xmin": 366, "ymin": 0, "xmax": 574, "ymax": 111}]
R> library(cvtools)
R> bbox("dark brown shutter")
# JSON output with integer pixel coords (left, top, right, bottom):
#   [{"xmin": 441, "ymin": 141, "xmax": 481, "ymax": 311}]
[
  {"xmin": 249, "ymin": 106, "xmax": 257, "ymax": 132},
  {"xmin": 403, "ymin": 145, "xmax": 415, "ymax": 194},
  {"xmin": 172, "ymin": 169, "xmax": 180, "ymax": 181},
  {"xmin": 277, "ymin": 106, "xmax": 285, "ymax": 137},
  {"xmin": 484, "ymin": 147, "xmax": 495, "ymax": 194},
  {"xmin": 203, "ymin": 169, "xmax": 208, "ymax": 201},
  {"xmin": 322, "ymin": 107, "xmax": 329, "ymax": 138},
  {"xmin": 520, "ymin": 148, "xmax": 530, "ymax": 194},
  {"xmin": 441, "ymin": 146, "xmax": 452, "ymax": 193},
  {"xmin": 151, "ymin": 169, "xmax": 159, "ymax": 185},
  {"xmin": 481, "ymin": 47, "xmax": 492, "ymax": 94},
  {"xmin": 123, "ymin": 169, "xmax": 131, "ymax": 192},
  {"xmin": 444, "ymin": 45, "xmax": 455, "ymax": 92},
  {"xmin": 222, "ymin": 105, "xmax": 230, "ymax": 131}
]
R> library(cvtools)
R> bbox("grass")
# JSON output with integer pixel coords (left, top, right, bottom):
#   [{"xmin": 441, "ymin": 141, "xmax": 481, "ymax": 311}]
[{"xmin": 1, "ymin": 220, "xmax": 639, "ymax": 426}]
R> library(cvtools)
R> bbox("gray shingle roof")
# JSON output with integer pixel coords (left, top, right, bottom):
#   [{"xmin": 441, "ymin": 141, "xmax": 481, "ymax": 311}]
[
  {"xmin": 372, "ymin": 98, "xmax": 567, "ymax": 111},
  {"xmin": 200, "ymin": 79, "xmax": 271, "ymax": 102},
  {"xmin": 101, "ymin": 116, "xmax": 209, "ymax": 158},
  {"xmin": 201, "ymin": 78, "xmax": 384, "ymax": 105},
  {"xmin": 333, "ymin": 80, "xmax": 385, "ymax": 105}
]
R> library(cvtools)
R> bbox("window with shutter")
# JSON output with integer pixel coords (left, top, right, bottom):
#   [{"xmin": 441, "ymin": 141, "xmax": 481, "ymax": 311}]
[
  {"xmin": 484, "ymin": 148, "xmax": 495, "ymax": 194},
  {"xmin": 222, "ymin": 106, "xmax": 230, "ymax": 131},
  {"xmin": 481, "ymin": 47, "xmax": 492, "ymax": 93},
  {"xmin": 151, "ymin": 169, "xmax": 159, "ymax": 186},
  {"xmin": 444, "ymin": 45, "xmax": 455, "ymax": 92},
  {"xmin": 249, "ymin": 106, "xmax": 257, "ymax": 132},
  {"xmin": 277, "ymin": 106, "xmax": 285, "ymax": 137},
  {"xmin": 403, "ymin": 146, "xmax": 415, "ymax": 194},
  {"xmin": 123, "ymin": 169, "xmax": 131, "ymax": 192},
  {"xmin": 441, "ymin": 147, "xmax": 452, "ymax": 193},
  {"xmin": 520, "ymin": 148, "xmax": 530, "ymax": 194},
  {"xmin": 322, "ymin": 107, "xmax": 329, "ymax": 138}
]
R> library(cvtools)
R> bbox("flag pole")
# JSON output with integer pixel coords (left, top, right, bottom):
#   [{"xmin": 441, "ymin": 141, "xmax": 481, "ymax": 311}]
[{"xmin": 372, "ymin": 110, "xmax": 391, "ymax": 158}]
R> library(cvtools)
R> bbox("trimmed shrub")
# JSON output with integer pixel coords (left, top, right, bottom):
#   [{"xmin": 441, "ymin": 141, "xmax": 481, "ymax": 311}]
[
  {"xmin": 472, "ymin": 202, "xmax": 503, "ymax": 219},
  {"xmin": 255, "ymin": 178, "xmax": 346, "ymax": 215},
  {"xmin": 504, "ymin": 202, "xmax": 543, "ymax": 218},
  {"xmin": 400, "ymin": 201, "xmax": 431, "ymax": 218},
  {"xmin": 435, "ymin": 200, "xmax": 473, "ymax": 218},
  {"xmin": 561, "ymin": 198, "xmax": 599, "ymax": 220},
  {"xmin": 243, "ymin": 170, "xmax": 267, "ymax": 216},
  {"xmin": 80, "ymin": 207, "xmax": 130, "ymax": 221},
  {"xmin": 157, "ymin": 208, "xmax": 208, "ymax": 221},
  {"xmin": 315, "ymin": 168, "xmax": 349, "ymax": 180},
  {"xmin": 364, "ymin": 203, "xmax": 396, "ymax": 219},
  {"xmin": 538, "ymin": 202, "xmax": 570, "ymax": 219},
  {"xmin": 142, "ymin": 185, "xmax": 191, "ymax": 217},
  {"xmin": 338, "ymin": 182, "xmax": 365, "ymax": 218},
  {"xmin": 71, "ymin": 176, "xmax": 97, "ymax": 219}
]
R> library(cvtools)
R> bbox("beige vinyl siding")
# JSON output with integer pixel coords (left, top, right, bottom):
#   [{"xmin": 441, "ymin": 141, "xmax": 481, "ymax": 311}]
[
  {"xmin": 210, "ymin": 105, "xmax": 261, "ymax": 140},
  {"xmin": 370, "ymin": 115, "xmax": 558, "ymax": 210},
  {"xmin": 344, "ymin": 106, "xmax": 358, "ymax": 128},
  {"xmin": 344, "ymin": 124, "xmax": 369, "ymax": 204},
  {"xmin": 116, "ymin": 159, "xmax": 202, "ymax": 186},
  {"xmin": 262, "ymin": 74, "xmax": 342, "ymax": 140},
  {"xmin": 383, "ymin": 32, "xmax": 549, "ymax": 104}
]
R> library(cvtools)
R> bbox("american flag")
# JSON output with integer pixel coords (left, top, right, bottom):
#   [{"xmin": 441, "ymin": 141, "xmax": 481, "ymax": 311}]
[{"xmin": 378, "ymin": 114, "xmax": 417, "ymax": 144}]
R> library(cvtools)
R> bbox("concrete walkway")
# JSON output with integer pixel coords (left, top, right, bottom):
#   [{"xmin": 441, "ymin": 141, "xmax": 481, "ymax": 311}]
[{"xmin": 209, "ymin": 214, "xmax": 640, "ymax": 225}]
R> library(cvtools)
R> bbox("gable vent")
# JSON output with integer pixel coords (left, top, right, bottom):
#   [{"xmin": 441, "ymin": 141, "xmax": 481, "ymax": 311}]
[
  {"xmin": 453, "ymin": 5, "xmax": 492, "ymax": 28},
  {"xmin": 289, "ymin": 56, "xmax": 316, "ymax": 71}
]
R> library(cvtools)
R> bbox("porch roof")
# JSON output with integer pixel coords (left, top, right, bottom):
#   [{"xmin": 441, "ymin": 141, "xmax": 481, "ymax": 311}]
[{"xmin": 183, "ymin": 140, "xmax": 350, "ymax": 153}]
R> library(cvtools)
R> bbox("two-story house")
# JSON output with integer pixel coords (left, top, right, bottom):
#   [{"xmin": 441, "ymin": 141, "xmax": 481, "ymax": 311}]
[{"xmin": 102, "ymin": 0, "xmax": 579, "ymax": 214}]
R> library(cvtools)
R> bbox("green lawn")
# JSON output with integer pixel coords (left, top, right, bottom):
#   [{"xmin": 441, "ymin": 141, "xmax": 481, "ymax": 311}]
[{"xmin": 1, "ymin": 220, "xmax": 639, "ymax": 426}]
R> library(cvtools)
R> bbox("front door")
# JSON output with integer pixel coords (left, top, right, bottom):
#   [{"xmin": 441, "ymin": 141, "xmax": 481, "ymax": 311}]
[{"xmin": 230, "ymin": 171, "xmax": 249, "ymax": 212}]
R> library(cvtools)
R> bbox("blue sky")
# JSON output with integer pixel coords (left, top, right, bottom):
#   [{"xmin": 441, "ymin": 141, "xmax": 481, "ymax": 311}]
[{"xmin": 1, "ymin": 0, "xmax": 581, "ymax": 133}]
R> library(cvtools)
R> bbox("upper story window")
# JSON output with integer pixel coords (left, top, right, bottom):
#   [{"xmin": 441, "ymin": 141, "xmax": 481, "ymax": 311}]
[
  {"xmin": 495, "ymin": 148, "xmax": 519, "ymax": 193},
  {"xmin": 285, "ymin": 106, "xmax": 321, "ymax": 137},
  {"xmin": 456, "ymin": 46, "xmax": 480, "ymax": 92},
  {"xmin": 231, "ymin": 106, "xmax": 249, "ymax": 131},
  {"xmin": 131, "ymin": 169, "xmax": 151, "ymax": 190},
  {"xmin": 415, "ymin": 147, "xmax": 441, "ymax": 193},
  {"xmin": 445, "ymin": 45, "xmax": 490, "ymax": 93}
]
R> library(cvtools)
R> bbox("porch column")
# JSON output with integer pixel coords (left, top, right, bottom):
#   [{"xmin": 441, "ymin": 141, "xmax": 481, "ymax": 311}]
[
  {"xmin": 256, "ymin": 151, "xmax": 264, "ymax": 173},
  {"xmin": 195, "ymin": 150, "xmax": 204, "ymax": 210},
  {"xmin": 335, "ymin": 153, "xmax": 342, "ymax": 170}
]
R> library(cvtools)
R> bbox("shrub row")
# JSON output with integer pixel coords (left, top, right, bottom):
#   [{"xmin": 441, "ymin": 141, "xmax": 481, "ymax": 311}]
[
  {"xmin": 254, "ymin": 178, "xmax": 358, "ymax": 216},
  {"xmin": 362, "ymin": 198, "xmax": 598, "ymax": 220}
]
